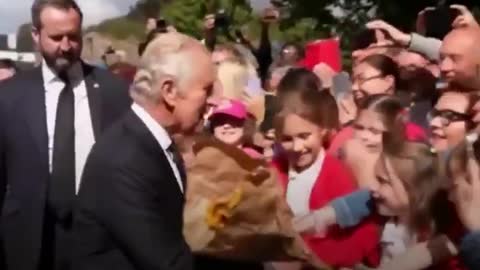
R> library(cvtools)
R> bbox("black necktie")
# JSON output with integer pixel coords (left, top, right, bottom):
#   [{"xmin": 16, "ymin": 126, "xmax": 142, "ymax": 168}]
[
  {"xmin": 168, "ymin": 142, "xmax": 186, "ymax": 190},
  {"xmin": 49, "ymin": 75, "xmax": 76, "ymax": 224}
]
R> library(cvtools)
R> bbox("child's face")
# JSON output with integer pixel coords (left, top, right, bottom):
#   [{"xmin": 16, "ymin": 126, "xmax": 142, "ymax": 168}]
[
  {"xmin": 370, "ymin": 156, "xmax": 410, "ymax": 218},
  {"xmin": 212, "ymin": 114, "xmax": 245, "ymax": 146},
  {"xmin": 279, "ymin": 114, "xmax": 326, "ymax": 172},
  {"xmin": 353, "ymin": 109, "xmax": 385, "ymax": 153}
]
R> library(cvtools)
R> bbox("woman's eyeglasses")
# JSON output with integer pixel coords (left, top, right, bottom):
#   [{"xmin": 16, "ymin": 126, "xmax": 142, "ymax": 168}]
[
  {"xmin": 352, "ymin": 74, "xmax": 385, "ymax": 86},
  {"xmin": 427, "ymin": 109, "xmax": 471, "ymax": 126}
]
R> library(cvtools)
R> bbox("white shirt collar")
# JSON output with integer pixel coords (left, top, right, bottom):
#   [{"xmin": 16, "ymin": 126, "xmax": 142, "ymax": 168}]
[
  {"xmin": 288, "ymin": 149, "xmax": 325, "ymax": 181},
  {"xmin": 131, "ymin": 103, "xmax": 172, "ymax": 151},
  {"xmin": 41, "ymin": 60, "xmax": 83, "ymax": 87}
]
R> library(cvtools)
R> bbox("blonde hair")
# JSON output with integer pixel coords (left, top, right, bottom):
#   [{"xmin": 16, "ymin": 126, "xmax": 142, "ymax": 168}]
[
  {"xmin": 130, "ymin": 32, "xmax": 208, "ymax": 105},
  {"xmin": 217, "ymin": 60, "xmax": 250, "ymax": 101},
  {"xmin": 382, "ymin": 142, "xmax": 442, "ymax": 233}
]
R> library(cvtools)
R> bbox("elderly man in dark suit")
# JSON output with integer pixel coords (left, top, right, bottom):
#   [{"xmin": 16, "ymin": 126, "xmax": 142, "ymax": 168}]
[
  {"xmin": 73, "ymin": 33, "xmax": 216, "ymax": 270},
  {"xmin": 0, "ymin": 1, "xmax": 131, "ymax": 269}
]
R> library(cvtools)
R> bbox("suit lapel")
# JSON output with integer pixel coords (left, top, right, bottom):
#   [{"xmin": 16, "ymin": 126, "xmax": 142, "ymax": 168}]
[
  {"xmin": 82, "ymin": 64, "xmax": 102, "ymax": 140},
  {"xmin": 24, "ymin": 67, "xmax": 49, "ymax": 165},
  {"xmin": 125, "ymin": 111, "xmax": 185, "ymax": 196}
]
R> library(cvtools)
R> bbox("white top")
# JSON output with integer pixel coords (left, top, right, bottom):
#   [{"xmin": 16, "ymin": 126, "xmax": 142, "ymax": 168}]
[
  {"xmin": 380, "ymin": 221, "xmax": 415, "ymax": 265},
  {"xmin": 286, "ymin": 150, "xmax": 325, "ymax": 216},
  {"xmin": 131, "ymin": 103, "xmax": 184, "ymax": 193},
  {"xmin": 42, "ymin": 61, "xmax": 95, "ymax": 194}
]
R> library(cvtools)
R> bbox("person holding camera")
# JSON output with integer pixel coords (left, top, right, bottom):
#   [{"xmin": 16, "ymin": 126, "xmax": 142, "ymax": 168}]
[
  {"xmin": 139, "ymin": 17, "xmax": 177, "ymax": 56},
  {"xmin": 203, "ymin": 7, "xmax": 280, "ymax": 84},
  {"xmin": 367, "ymin": 5, "xmax": 480, "ymax": 91}
]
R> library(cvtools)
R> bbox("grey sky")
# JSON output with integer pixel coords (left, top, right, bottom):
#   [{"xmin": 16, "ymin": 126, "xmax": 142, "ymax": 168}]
[{"xmin": 0, "ymin": 0, "xmax": 270, "ymax": 34}]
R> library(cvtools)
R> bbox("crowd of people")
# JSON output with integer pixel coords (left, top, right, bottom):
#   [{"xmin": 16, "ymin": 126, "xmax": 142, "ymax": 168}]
[{"xmin": 2, "ymin": 0, "xmax": 480, "ymax": 270}]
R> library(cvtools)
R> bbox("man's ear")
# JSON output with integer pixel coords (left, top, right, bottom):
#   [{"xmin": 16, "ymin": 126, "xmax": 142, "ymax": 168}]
[
  {"xmin": 158, "ymin": 75, "xmax": 179, "ymax": 109},
  {"xmin": 31, "ymin": 27, "xmax": 40, "ymax": 45}
]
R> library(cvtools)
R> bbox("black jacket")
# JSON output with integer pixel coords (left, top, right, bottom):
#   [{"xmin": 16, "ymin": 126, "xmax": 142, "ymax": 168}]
[
  {"xmin": 73, "ymin": 111, "xmax": 192, "ymax": 270},
  {"xmin": 0, "ymin": 64, "xmax": 131, "ymax": 270}
]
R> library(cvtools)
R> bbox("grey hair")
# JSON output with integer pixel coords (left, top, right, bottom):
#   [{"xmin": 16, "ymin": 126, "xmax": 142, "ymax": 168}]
[{"xmin": 130, "ymin": 33, "xmax": 201, "ymax": 106}]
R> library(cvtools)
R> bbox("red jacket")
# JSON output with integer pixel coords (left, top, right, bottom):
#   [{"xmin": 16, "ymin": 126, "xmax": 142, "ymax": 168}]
[{"xmin": 272, "ymin": 154, "xmax": 381, "ymax": 268}]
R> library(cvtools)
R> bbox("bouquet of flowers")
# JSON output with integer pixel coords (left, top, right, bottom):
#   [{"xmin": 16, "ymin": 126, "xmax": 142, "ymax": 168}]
[{"xmin": 183, "ymin": 137, "xmax": 326, "ymax": 269}]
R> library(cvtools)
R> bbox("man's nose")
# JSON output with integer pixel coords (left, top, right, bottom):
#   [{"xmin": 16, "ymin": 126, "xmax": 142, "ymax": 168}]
[
  {"xmin": 351, "ymin": 81, "xmax": 360, "ymax": 91},
  {"xmin": 206, "ymin": 96, "xmax": 220, "ymax": 108},
  {"xmin": 440, "ymin": 58, "xmax": 453, "ymax": 73},
  {"xmin": 59, "ymin": 36, "xmax": 72, "ymax": 51}
]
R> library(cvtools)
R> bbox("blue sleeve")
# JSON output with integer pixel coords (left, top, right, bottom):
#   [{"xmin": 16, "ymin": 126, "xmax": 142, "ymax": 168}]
[
  {"xmin": 460, "ymin": 231, "xmax": 480, "ymax": 270},
  {"xmin": 330, "ymin": 189, "xmax": 374, "ymax": 228}
]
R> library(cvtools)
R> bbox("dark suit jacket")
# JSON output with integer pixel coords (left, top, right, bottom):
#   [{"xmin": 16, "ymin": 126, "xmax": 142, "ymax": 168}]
[
  {"xmin": 73, "ymin": 110, "xmax": 192, "ymax": 270},
  {"xmin": 0, "ymin": 63, "xmax": 131, "ymax": 270}
]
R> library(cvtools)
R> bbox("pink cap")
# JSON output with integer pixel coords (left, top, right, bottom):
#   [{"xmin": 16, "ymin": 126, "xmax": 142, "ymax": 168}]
[{"xmin": 209, "ymin": 99, "xmax": 247, "ymax": 120}]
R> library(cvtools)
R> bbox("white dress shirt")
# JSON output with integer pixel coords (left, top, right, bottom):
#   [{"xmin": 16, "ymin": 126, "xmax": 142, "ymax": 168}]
[
  {"xmin": 286, "ymin": 150, "xmax": 325, "ymax": 216},
  {"xmin": 42, "ymin": 61, "xmax": 96, "ymax": 194},
  {"xmin": 131, "ymin": 103, "xmax": 184, "ymax": 193}
]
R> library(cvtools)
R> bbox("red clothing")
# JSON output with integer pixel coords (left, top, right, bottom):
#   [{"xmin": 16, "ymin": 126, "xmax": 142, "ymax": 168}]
[
  {"xmin": 328, "ymin": 122, "xmax": 427, "ymax": 155},
  {"xmin": 272, "ymin": 154, "xmax": 381, "ymax": 268}
]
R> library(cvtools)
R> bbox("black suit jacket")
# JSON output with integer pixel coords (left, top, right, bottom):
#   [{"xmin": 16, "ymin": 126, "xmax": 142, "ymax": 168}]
[
  {"xmin": 73, "ymin": 110, "xmax": 192, "ymax": 270},
  {"xmin": 0, "ymin": 63, "xmax": 131, "ymax": 270}
]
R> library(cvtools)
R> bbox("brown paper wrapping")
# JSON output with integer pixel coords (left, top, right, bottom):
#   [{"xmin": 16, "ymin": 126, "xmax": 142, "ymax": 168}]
[{"xmin": 183, "ymin": 137, "xmax": 327, "ymax": 269}]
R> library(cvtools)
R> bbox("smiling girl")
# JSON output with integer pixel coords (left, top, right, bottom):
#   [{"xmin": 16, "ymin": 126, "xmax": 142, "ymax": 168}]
[
  {"xmin": 272, "ymin": 88, "xmax": 381, "ymax": 268},
  {"xmin": 299, "ymin": 140, "xmax": 467, "ymax": 269},
  {"xmin": 344, "ymin": 95, "xmax": 426, "ymax": 186},
  {"xmin": 208, "ymin": 99, "xmax": 262, "ymax": 158}
]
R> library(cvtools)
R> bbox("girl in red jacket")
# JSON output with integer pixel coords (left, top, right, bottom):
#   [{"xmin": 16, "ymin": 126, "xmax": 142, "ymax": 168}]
[{"xmin": 271, "ymin": 88, "xmax": 381, "ymax": 269}]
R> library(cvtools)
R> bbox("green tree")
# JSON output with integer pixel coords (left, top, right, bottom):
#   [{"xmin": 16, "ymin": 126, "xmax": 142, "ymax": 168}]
[
  {"xmin": 277, "ymin": 0, "xmax": 480, "ymax": 68},
  {"xmin": 127, "ymin": 0, "xmax": 164, "ymax": 19},
  {"xmin": 161, "ymin": 0, "xmax": 254, "ymax": 39},
  {"xmin": 161, "ymin": 0, "xmax": 205, "ymax": 38}
]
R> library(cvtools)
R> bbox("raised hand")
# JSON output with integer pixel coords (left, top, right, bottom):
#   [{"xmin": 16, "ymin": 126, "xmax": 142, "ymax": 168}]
[
  {"xmin": 262, "ymin": 7, "xmax": 280, "ymax": 24},
  {"xmin": 452, "ymin": 139, "xmax": 480, "ymax": 231},
  {"xmin": 366, "ymin": 20, "xmax": 411, "ymax": 47},
  {"xmin": 451, "ymin": 4, "xmax": 480, "ymax": 29},
  {"xmin": 416, "ymin": 7, "xmax": 435, "ymax": 35}
]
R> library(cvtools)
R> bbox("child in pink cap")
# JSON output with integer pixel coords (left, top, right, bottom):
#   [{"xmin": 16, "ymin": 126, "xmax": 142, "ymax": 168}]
[{"xmin": 208, "ymin": 99, "xmax": 263, "ymax": 159}]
